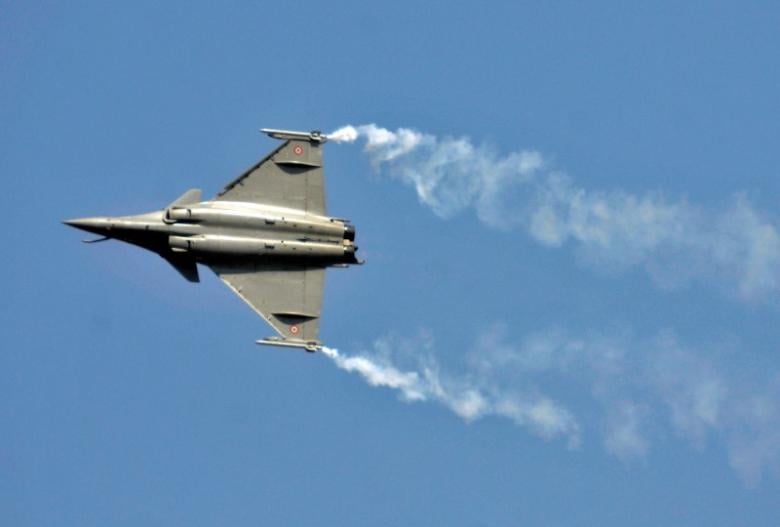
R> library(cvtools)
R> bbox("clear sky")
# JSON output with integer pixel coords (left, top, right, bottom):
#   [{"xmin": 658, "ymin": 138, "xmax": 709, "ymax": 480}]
[{"xmin": 3, "ymin": 1, "xmax": 780, "ymax": 525}]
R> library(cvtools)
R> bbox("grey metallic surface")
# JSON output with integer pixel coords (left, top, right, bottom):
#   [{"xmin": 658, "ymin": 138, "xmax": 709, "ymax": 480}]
[{"xmin": 64, "ymin": 130, "xmax": 361, "ymax": 352}]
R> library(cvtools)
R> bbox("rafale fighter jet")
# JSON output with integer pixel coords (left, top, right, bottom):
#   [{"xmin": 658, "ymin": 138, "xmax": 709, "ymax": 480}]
[{"xmin": 64, "ymin": 129, "xmax": 360, "ymax": 352}]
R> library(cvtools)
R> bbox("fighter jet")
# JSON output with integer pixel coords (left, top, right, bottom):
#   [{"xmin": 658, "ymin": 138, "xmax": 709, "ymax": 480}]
[{"xmin": 64, "ymin": 129, "xmax": 360, "ymax": 352}]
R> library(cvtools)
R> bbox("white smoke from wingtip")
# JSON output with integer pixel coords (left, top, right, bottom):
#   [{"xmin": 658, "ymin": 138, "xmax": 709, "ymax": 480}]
[
  {"xmin": 331, "ymin": 123, "xmax": 780, "ymax": 302},
  {"xmin": 326, "ymin": 125, "xmax": 359, "ymax": 144},
  {"xmin": 321, "ymin": 343, "xmax": 581, "ymax": 447},
  {"xmin": 323, "ymin": 124, "xmax": 780, "ymax": 483},
  {"xmin": 329, "ymin": 124, "xmax": 433, "ymax": 163},
  {"xmin": 321, "ymin": 346, "xmax": 426, "ymax": 401},
  {"xmin": 322, "ymin": 327, "xmax": 780, "ymax": 484}
]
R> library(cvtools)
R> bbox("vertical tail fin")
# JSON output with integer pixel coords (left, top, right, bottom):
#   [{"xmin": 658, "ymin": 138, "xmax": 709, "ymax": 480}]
[{"xmin": 167, "ymin": 188, "xmax": 202, "ymax": 208}]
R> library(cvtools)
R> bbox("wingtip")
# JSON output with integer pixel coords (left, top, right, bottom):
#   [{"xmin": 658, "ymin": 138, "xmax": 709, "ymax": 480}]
[
  {"xmin": 259, "ymin": 128, "xmax": 327, "ymax": 143},
  {"xmin": 256, "ymin": 337, "xmax": 322, "ymax": 353}
]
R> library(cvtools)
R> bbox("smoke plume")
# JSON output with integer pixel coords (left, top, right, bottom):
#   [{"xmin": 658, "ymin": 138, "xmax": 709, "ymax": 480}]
[
  {"xmin": 329, "ymin": 124, "xmax": 780, "ymax": 302},
  {"xmin": 323, "ymin": 124, "xmax": 780, "ymax": 485},
  {"xmin": 321, "ymin": 341, "xmax": 581, "ymax": 447},
  {"xmin": 321, "ymin": 327, "xmax": 780, "ymax": 486}
]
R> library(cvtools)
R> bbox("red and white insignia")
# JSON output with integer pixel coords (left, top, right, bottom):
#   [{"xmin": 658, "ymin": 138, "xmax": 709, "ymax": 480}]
[{"xmin": 292, "ymin": 145, "xmax": 304, "ymax": 156}]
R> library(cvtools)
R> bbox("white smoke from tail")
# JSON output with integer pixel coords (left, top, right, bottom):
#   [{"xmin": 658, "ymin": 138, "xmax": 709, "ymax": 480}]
[
  {"xmin": 329, "ymin": 124, "xmax": 780, "ymax": 301},
  {"xmin": 321, "ymin": 343, "xmax": 581, "ymax": 447}
]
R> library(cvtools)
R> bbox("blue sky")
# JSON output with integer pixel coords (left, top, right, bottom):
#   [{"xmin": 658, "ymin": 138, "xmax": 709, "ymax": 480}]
[{"xmin": 3, "ymin": 1, "xmax": 780, "ymax": 525}]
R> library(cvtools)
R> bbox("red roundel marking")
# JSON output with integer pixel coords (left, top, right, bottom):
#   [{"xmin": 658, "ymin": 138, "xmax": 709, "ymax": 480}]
[
  {"xmin": 293, "ymin": 145, "xmax": 304, "ymax": 156},
  {"xmin": 290, "ymin": 325, "xmax": 300, "ymax": 335}
]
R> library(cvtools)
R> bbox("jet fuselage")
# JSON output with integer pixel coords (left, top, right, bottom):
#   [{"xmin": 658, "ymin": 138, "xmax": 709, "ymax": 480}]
[{"xmin": 65, "ymin": 201, "xmax": 358, "ymax": 266}]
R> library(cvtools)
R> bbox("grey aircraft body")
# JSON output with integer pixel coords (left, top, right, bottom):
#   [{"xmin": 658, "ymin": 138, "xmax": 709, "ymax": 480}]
[{"xmin": 64, "ymin": 129, "xmax": 360, "ymax": 352}]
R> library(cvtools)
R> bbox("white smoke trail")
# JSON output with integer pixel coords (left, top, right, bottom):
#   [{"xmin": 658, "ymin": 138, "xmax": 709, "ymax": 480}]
[
  {"xmin": 325, "ymin": 124, "xmax": 780, "ymax": 484},
  {"xmin": 321, "ymin": 327, "xmax": 780, "ymax": 485},
  {"xmin": 320, "ymin": 343, "xmax": 581, "ymax": 447},
  {"xmin": 329, "ymin": 124, "xmax": 780, "ymax": 301}
]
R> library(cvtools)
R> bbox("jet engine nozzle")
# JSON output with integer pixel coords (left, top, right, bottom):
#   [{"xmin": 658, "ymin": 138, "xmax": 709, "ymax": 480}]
[{"xmin": 344, "ymin": 223, "xmax": 356, "ymax": 241}]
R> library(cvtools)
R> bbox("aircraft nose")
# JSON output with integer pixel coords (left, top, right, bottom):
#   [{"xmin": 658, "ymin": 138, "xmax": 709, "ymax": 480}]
[{"xmin": 62, "ymin": 217, "xmax": 113, "ymax": 236}]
